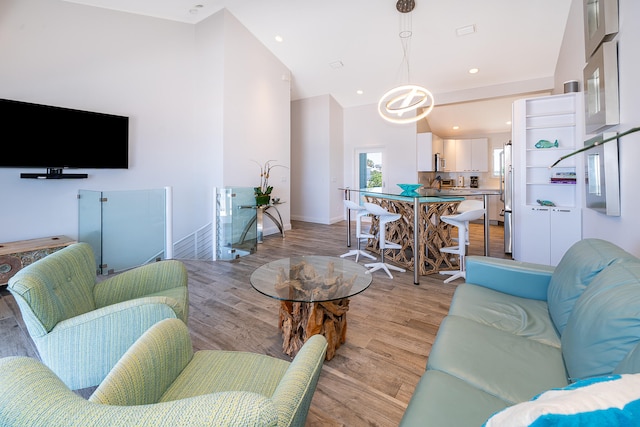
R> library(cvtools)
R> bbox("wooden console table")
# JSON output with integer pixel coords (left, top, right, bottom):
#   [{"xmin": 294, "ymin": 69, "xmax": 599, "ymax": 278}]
[{"xmin": 0, "ymin": 236, "xmax": 75, "ymax": 286}]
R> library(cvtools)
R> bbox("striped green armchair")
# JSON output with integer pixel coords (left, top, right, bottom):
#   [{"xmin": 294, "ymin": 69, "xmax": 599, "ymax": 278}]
[
  {"xmin": 7, "ymin": 242, "xmax": 188, "ymax": 390},
  {"xmin": 0, "ymin": 318, "xmax": 328, "ymax": 427}
]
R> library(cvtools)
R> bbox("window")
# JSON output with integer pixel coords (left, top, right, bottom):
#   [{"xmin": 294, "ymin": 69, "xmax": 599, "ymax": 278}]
[{"xmin": 492, "ymin": 148, "xmax": 503, "ymax": 178}]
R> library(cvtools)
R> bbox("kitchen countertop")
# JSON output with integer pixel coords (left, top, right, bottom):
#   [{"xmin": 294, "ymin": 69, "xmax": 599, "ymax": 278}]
[
  {"xmin": 425, "ymin": 187, "xmax": 502, "ymax": 196},
  {"xmin": 340, "ymin": 187, "xmax": 502, "ymax": 201}
]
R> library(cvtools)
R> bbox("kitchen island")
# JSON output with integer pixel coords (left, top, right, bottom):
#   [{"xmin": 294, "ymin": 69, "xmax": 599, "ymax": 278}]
[
  {"xmin": 423, "ymin": 187, "xmax": 503, "ymax": 256},
  {"xmin": 341, "ymin": 187, "xmax": 501, "ymax": 284}
]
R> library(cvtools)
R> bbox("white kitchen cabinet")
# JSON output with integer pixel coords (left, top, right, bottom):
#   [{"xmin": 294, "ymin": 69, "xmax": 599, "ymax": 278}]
[
  {"xmin": 443, "ymin": 139, "xmax": 457, "ymax": 172},
  {"xmin": 417, "ymin": 132, "xmax": 444, "ymax": 171},
  {"xmin": 471, "ymin": 138, "xmax": 489, "ymax": 172},
  {"xmin": 512, "ymin": 93, "xmax": 583, "ymax": 266},
  {"xmin": 444, "ymin": 138, "xmax": 488, "ymax": 172},
  {"xmin": 456, "ymin": 139, "xmax": 472, "ymax": 172},
  {"xmin": 417, "ymin": 132, "xmax": 433, "ymax": 171}
]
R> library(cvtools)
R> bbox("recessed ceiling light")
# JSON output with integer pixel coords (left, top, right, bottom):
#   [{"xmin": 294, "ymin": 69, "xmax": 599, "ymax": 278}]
[
  {"xmin": 356, "ymin": 90, "xmax": 364, "ymax": 95},
  {"xmin": 189, "ymin": 4, "xmax": 203, "ymax": 14},
  {"xmin": 452, "ymin": 125, "xmax": 460, "ymax": 130},
  {"xmin": 275, "ymin": 35, "xmax": 283, "ymax": 42},
  {"xmin": 456, "ymin": 24, "xmax": 476, "ymax": 37},
  {"xmin": 468, "ymin": 68, "xmax": 479, "ymax": 74}
]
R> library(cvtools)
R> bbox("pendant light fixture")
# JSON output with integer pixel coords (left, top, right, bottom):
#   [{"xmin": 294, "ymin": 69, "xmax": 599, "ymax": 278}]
[{"xmin": 378, "ymin": 0, "xmax": 435, "ymax": 124}]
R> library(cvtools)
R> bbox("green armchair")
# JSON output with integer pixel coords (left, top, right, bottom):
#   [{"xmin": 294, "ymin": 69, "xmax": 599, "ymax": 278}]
[
  {"xmin": 0, "ymin": 318, "xmax": 328, "ymax": 427},
  {"xmin": 7, "ymin": 242, "xmax": 188, "ymax": 390}
]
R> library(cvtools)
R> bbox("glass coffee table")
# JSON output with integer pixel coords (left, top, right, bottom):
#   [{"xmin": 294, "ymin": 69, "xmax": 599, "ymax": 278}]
[{"xmin": 250, "ymin": 255, "xmax": 372, "ymax": 360}]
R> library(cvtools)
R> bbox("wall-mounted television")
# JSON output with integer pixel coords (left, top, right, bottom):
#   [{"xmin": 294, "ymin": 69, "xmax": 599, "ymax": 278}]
[{"xmin": 0, "ymin": 98, "xmax": 129, "ymax": 179}]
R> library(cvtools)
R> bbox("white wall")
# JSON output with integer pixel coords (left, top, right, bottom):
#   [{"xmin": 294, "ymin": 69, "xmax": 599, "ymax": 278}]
[
  {"xmin": 0, "ymin": 1, "xmax": 290, "ymax": 243},
  {"xmin": 343, "ymin": 104, "xmax": 418, "ymax": 193},
  {"xmin": 291, "ymin": 94, "xmax": 344, "ymax": 224},
  {"xmin": 554, "ymin": 0, "xmax": 640, "ymax": 256}
]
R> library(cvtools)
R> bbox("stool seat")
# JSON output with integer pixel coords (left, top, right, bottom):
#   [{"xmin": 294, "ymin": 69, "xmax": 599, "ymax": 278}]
[
  {"xmin": 451, "ymin": 199, "xmax": 485, "ymax": 245},
  {"xmin": 439, "ymin": 208, "xmax": 485, "ymax": 283},
  {"xmin": 363, "ymin": 202, "xmax": 406, "ymax": 279},
  {"xmin": 340, "ymin": 200, "xmax": 376, "ymax": 263}
]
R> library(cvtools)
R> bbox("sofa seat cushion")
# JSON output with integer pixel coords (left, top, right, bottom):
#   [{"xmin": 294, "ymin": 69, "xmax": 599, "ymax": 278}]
[
  {"xmin": 427, "ymin": 316, "xmax": 568, "ymax": 404},
  {"xmin": 400, "ymin": 370, "xmax": 510, "ymax": 427},
  {"xmin": 160, "ymin": 350, "xmax": 290, "ymax": 402},
  {"xmin": 449, "ymin": 284, "xmax": 560, "ymax": 348},
  {"xmin": 483, "ymin": 374, "xmax": 640, "ymax": 427},
  {"xmin": 562, "ymin": 263, "xmax": 640, "ymax": 380},
  {"xmin": 548, "ymin": 238, "xmax": 637, "ymax": 336}
]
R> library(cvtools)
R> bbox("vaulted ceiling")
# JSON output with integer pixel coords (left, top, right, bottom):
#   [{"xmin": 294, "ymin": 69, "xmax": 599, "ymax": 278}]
[{"xmin": 63, "ymin": 0, "xmax": 572, "ymax": 136}]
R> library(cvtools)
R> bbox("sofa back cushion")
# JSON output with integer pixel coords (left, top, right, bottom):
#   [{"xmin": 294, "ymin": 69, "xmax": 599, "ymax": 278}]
[
  {"xmin": 548, "ymin": 239, "xmax": 636, "ymax": 335},
  {"xmin": 614, "ymin": 341, "xmax": 640, "ymax": 375},
  {"xmin": 562, "ymin": 262, "xmax": 640, "ymax": 380},
  {"xmin": 8, "ymin": 243, "xmax": 97, "ymax": 332}
]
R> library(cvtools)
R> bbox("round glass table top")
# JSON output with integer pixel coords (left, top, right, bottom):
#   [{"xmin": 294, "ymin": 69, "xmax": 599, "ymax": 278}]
[{"xmin": 250, "ymin": 255, "xmax": 373, "ymax": 303}]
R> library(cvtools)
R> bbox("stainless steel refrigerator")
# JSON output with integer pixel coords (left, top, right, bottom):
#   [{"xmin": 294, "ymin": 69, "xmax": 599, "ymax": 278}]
[{"xmin": 502, "ymin": 140, "xmax": 513, "ymax": 254}]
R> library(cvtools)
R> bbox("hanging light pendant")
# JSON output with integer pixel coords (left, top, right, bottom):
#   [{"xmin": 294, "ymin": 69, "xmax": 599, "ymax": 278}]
[{"xmin": 378, "ymin": 0, "xmax": 435, "ymax": 124}]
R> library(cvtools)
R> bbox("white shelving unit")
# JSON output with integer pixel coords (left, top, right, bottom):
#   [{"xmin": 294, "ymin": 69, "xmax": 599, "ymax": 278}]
[{"xmin": 513, "ymin": 93, "xmax": 583, "ymax": 265}]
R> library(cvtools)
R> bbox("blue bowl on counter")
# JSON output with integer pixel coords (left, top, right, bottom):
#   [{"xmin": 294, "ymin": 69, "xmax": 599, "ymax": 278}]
[{"xmin": 397, "ymin": 183, "xmax": 423, "ymax": 193}]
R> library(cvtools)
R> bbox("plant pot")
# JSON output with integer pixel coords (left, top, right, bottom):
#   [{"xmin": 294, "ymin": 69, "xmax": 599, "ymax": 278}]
[{"xmin": 255, "ymin": 194, "xmax": 271, "ymax": 206}]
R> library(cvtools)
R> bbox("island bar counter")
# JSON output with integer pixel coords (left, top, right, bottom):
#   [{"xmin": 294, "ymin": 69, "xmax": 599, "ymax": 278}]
[{"xmin": 341, "ymin": 188, "xmax": 465, "ymax": 284}]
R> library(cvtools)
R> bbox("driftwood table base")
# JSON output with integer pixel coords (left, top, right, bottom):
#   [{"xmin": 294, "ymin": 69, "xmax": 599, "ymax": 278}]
[{"xmin": 279, "ymin": 298, "xmax": 350, "ymax": 360}]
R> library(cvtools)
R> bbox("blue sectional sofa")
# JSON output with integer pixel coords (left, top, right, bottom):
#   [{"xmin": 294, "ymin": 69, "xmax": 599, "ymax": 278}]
[{"xmin": 400, "ymin": 238, "xmax": 640, "ymax": 426}]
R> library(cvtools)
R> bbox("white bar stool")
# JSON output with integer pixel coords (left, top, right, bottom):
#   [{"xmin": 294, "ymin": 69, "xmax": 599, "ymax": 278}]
[
  {"xmin": 363, "ymin": 202, "xmax": 406, "ymax": 279},
  {"xmin": 452, "ymin": 199, "xmax": 485, "ymax": 246},
  {"xmin": 439, "ymin": 208, "xmax": 485, "ymax": 283},
  {"xmin": 340, "ymin": 200, "xmax": 377, "ymax": 263}
]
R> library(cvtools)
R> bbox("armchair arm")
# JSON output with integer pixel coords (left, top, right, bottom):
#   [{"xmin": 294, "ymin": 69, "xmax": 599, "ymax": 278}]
[
  {"xmin": 94, "ymin": 260, "xmax": 188, "ymax": 307},
  {"xmin": 0, "ymin": 357, "xmax": 278, "ymax": 427},
  {"xmin": 465, "ymin": 256, "xmax": 555, "ymax": 301},
  {"xmin": 271, "ymin": 334, "xmax": 328, "ymax": 427},
  {"xmin": 39, "ymin": 302, "xmax": 178, "ymax": 390}
]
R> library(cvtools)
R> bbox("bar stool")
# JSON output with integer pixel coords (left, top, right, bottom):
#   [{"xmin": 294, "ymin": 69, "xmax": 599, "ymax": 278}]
[
  {"xmin": 363, "ymin": 202, "xmax": 406, "ymax": 279},
  {"xmin": 340, "ymin": 200, "xmax": 377, "ymax": 263},
  {"xmin": 453, "ymin": 199, "xmax": 485, "ymax": 246},
  {"xmin": 439, "ymin": 208, "xmax": 485, "ymax": 283}
]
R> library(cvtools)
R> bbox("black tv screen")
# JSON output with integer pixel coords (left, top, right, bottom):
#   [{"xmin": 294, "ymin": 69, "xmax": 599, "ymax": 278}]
[{"xmin": 0, "ymin": 98, "xmax": 129, "ymax": 170}]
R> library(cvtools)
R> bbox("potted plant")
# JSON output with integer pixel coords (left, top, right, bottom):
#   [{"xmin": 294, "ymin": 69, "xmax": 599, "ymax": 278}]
[{"xmin": 253, "ymin": 160, "xmax": 287, "ymax": 206}]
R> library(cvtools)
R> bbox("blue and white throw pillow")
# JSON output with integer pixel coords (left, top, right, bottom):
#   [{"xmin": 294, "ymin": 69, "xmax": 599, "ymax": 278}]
[{"xmin": 483, "ymin": 374, "xmax": 640, "ymax": 426}]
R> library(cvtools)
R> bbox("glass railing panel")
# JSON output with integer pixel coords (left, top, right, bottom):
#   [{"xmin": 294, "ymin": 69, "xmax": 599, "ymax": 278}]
[
  {"xmin": 77, "ymin": 189, "xmax": 103, "ymax": 273},
  {"xmin": 216, "ymin": 187, "xmax": 256, "ymax": 260},
  {"xmin": 101, "ymin": 189, "xmax": 166, "ymax": 273}
]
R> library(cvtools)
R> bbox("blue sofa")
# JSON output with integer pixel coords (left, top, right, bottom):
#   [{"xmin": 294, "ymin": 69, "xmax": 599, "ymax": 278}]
[{"xmin": 400, "ymin": 238, "xmax": 640, "ymax": 426}]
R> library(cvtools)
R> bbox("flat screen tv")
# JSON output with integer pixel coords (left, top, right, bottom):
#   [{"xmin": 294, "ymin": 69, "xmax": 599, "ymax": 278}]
[{"xmin": 0, "ymin": 98, "xmax": 129, "ymax": 178}]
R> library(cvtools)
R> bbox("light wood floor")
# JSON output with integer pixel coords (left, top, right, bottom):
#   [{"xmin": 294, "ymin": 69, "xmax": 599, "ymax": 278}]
[{"xmin": 0, "ymin": 220, "xmax": 508, "ymax": 426}]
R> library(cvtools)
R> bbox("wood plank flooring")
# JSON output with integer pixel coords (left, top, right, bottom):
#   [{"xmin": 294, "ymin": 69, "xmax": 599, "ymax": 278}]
[{"xmin": 0, "ymin": 220, "xmax": 508, "ymax": 426}]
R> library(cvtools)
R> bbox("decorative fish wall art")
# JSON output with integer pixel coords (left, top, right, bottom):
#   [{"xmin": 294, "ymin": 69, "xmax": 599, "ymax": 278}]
[{"xmin": 535, "ymin": 139, "xmax": 559, "ymax": 149}]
